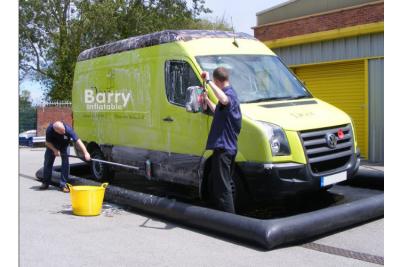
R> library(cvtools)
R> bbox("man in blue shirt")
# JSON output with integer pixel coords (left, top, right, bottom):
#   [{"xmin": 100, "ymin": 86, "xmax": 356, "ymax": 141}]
[
  {"xmin": 202, "ymin": 67, "xmax": 242, "ymax": 213},
  {"xmin": 40, "ymin": 121, "xmax": 91, "ymax": 192}
]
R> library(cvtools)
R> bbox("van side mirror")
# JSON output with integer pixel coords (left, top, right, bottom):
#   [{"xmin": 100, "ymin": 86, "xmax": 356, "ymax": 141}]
[{"xmin": 185, "ymin": 86, "xmax": 205, "ymax": 113}]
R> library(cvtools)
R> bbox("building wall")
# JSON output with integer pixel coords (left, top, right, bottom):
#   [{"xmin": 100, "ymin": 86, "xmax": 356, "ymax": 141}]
[
  {"xmin": 274, "ymin": 33, "xmax": 383, "ymax": 66},
  {"xmin": 36, "ymin": 106, "xmax": 73, "ymax": 136},
  {"xmin": 368, "ymin": 58, "xmax": 384, "ymax": 162},
  {"xmin": 256, "ymin": 0, "xmax": 379, "ymax": 26},
  {"xmin": 255, "ymin": 1, "xmax": 383, "ymax": 41}
]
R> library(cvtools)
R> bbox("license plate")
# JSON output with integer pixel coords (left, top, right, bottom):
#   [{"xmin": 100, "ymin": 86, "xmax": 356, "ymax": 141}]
[{"xmin": 320, "ymin": 171, "xmax": 347, "ymax": 187}]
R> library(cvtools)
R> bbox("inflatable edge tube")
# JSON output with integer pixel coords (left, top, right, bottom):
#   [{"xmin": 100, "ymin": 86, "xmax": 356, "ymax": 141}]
[
  {"xmin": 264, "ymin": 194, "xmax": 384, "ymax": 247},
  {"xmin": 35, "ymin": 167, "xmax": 384, "ymax": 250}
]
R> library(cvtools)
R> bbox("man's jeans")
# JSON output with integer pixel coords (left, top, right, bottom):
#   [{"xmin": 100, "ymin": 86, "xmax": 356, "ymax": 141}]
[
  {"xmin": 210, "ymin": 149, "xmax": 236, "ymax": 214},
  {"xmin": 43, "ymin": 147, "xmax": 70, "ymax": 188}
]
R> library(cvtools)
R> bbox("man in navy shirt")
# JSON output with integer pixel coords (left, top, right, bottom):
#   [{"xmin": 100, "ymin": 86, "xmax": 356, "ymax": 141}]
[
  {"xmin": 202, "ymin": 67, "xmax": 242, "ymax": 213},
  {"xmin": 40, "ymin": 121, "xmax": 91, "ymax": 192}
]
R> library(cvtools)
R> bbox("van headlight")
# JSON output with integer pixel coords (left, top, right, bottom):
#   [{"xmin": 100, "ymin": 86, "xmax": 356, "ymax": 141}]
[{"xmin": 257, "ymin": 121, "xmax": 290, "ymax": 156}]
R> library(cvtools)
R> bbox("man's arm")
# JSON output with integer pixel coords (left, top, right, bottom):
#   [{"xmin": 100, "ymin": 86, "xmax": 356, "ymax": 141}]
[
  {"xmin": 75, "ymin": 139, "xmax": 91, "ymax": 161},
  {"xmin": 204, "ymin": 94, "xmax": 216, "ymax": 113},
  {"xmin": 208, "ymin": 80, "xmax": 230, "ymax": 106},
  {"xmin": 45, "ymin": 142, "xmax": 60, "ymax": 156},
  {"xmin": 202, "ymin": 71, "xmax": 230, "ymax": 106},
  {"xmin": 45, "ymin": 125, "xmax": 59, "ymax": 156},
  {"xmin": 65, "ymin": 124, "xmax": 91, "ymax": 161}
]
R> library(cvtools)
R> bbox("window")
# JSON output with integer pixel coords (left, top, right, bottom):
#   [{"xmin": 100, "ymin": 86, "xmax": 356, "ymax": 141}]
[
  {"xmin": 196, "ymin": 55, "xmax": 311, "ymax": 103},
  {"xmin": 165, "ymin": 60, "xmax": 201, "ymax": 106}
]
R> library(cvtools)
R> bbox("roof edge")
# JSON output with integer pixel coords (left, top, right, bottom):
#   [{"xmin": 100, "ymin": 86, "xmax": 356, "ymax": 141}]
[
  {"xmin": 255, "ymin": 0, "xmax": 296, "ymax": 16},
  {"xmin": 263, "ymin": 22, "xmax": 384, "ymax": 48},
  {"xmin": 77, "ymin": 30, "xmax": 255, "ymax": 62},
  {"xmin": 253, "ymin": 0, "xmax": 383, "ymax": 29}
]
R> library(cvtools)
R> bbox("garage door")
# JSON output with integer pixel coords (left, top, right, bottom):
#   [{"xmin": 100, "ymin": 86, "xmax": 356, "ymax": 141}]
[{"xmin": 293, "ymin": 61, "xmax": 368, "ymax": 159}]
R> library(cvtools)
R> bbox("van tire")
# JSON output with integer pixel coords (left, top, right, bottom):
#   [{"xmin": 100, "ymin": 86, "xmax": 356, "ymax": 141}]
[
  {"xmin": 205, "ymin": 165, "xmax": 250, "ymax": 213},
  {"xmin": 90, "ymin": 149, "xmax": 114, "ymax": 182},
  {"xmin": 232, "ymin": 169, "xmax": 251, "ymax": 212}
]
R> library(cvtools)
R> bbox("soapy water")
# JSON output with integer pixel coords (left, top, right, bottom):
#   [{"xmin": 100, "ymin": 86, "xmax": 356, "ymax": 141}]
[
  {"xmin": 69, "ymin": 166, "xmax": 383, "ymax": 220},
  {"xmin": 51, "ymin": 203, "xmax": 126, "ymax": 217}
]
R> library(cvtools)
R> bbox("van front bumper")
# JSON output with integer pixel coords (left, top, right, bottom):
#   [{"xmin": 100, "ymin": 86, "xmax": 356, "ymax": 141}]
[{"xmin": 237, "ymin": 152, "xmax": 360, "ymax": 201}]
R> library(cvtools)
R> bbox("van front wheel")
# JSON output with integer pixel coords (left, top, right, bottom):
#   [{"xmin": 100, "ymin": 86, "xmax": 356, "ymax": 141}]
[
  {"xmin": 206, "ymin": 166, "xmax": 250, "ymax": 213},
  {"xmin": 90, "ymin": 149, "xmax": 114, "ymax": 182},
  {"xmin": 231, "ymin": 170, "xmax": 250, "ymax": 212}
]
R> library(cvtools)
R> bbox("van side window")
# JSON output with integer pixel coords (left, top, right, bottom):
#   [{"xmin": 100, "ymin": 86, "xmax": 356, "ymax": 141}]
[{"xmin": 165, "ymin": 60, "xmax": 201, "ymax": 106}]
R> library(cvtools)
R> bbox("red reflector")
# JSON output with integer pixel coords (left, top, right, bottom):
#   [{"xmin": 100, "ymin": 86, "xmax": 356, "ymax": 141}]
[{"xmin": 338, "ymin": 129, "xmax": 344, "ymax": 139}]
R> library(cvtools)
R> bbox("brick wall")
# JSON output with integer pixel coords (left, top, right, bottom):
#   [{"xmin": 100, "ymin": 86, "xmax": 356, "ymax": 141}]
[
  {"xmin": 254, "ymin": 2, "xmax": 384, "ymax": 41},
  {"xmin": 36, "ymin": 106, "xmax": 73, "ymax": 136}
]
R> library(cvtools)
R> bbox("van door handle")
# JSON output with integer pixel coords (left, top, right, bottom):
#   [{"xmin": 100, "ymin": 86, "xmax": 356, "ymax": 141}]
[{"xmin": 163, "ymin": 116, "xmax": 174, "ymax": 122}]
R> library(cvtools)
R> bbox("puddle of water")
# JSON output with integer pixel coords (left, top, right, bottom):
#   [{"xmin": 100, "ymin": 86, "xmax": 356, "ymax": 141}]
[
  {"xmin": 102, "ymin": 203, "xmax": 126, "ymax": 217},
  {"xmin": 50, "ymin": 203, "xmax": 126, "ymax": 217}
]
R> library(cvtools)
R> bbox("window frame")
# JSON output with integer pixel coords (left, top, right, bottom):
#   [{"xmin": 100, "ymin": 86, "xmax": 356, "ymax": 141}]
[{"xmin": 164, "ymin": 59, "xmax": 201, "ymax": 108}]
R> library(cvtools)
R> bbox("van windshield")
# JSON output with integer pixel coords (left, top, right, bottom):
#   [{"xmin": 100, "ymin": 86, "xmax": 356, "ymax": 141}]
[{"xmin": 196, "ymin": 55, "xmax": 312, "ymax": 103}]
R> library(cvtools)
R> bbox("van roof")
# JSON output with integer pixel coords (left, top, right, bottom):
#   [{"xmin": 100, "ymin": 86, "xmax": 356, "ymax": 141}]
[{"xmin": 77, "ymin": 30, "xmax": 255, "ymax": 61}]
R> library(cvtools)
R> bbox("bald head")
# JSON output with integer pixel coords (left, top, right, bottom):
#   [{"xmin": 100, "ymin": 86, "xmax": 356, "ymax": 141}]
[{"xmin": 53, "ymin": 121, "xmax": 65, "ymax": 135}]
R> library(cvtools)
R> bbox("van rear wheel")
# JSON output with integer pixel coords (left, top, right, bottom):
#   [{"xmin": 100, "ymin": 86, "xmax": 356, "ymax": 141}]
[{"xmin": 90, "ymin": 149, "xmax": 114, "ymax": 182}]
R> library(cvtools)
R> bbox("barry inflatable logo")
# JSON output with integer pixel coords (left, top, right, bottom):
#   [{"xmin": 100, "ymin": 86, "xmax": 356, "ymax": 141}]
[{"xmin": 84, "ymin": 88, "xmax": 131, "ymax": 110}]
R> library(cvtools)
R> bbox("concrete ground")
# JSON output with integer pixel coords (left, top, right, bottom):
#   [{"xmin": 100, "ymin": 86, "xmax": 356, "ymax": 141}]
[{"xmin": 19, "ymin": 147, "xmax": 384, "ymax": 267}]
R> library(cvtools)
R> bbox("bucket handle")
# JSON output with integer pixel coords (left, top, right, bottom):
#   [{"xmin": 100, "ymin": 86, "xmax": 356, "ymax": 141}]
[
  {"xmin": 101, "ymin": 183, "xmax": 109, "ymax": 189},
  {"xmin": 66, "ymin": 183, "xmax": 73, "ymax": 190}
]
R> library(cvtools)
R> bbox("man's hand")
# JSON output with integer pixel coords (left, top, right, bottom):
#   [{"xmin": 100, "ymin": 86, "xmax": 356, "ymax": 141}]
[
  {"xmin": 202, "ymin": 91, "xmax": 209, "ymax": 111},
  {"xmin": 76, "ymin": 139, "xmax": 91, "ymax": 161},
  {"xmin": 203, "ymin": 92, "xmax": 216, "ymax": 113},
  {"xmin": 202, "ymin": 90, "xmax": 208, "ymax": 100},
  {"xmin": 201, "ymin": 70, "xmax": 229, "ymax": 106},
  {"xmin": 84, "ymin": 152, "xmax": 91, "ymax": 162},
  {"xmin": 201, "ymin": 71, "xmax": 210, "ymax": 82},
  {"xmin": 53, "ymin": 150, "xmax": 60, "ymax": 157}
]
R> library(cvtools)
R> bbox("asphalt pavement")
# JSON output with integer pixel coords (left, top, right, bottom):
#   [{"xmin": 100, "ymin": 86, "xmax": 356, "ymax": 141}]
[{"xmin": 19, "ymin": 147, "xmax": 384, "ymax": 267}]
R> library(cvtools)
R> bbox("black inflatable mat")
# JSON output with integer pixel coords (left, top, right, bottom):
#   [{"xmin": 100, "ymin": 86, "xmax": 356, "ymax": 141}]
[{"xmin": 36, "ymin": 164, "xmax": 384, "ymax": 250}]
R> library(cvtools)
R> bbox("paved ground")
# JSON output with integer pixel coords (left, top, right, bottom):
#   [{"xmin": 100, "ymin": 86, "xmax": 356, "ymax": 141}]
[{"xmin": 19, "ymin": 147, "xmax": 384, "ymax": 267}]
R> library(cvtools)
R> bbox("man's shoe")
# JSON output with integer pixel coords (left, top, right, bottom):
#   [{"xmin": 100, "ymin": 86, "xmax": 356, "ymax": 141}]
[
  {"xmin": 61, "ymin": 186, "xmax": 70, "ymax": 193},
  {"xmin": 39, "ymin": 183, "xmax": 49, "ymax": 190}
]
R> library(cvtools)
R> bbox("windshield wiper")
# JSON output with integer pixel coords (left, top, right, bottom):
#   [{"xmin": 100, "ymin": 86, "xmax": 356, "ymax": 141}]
[
  {"xmin": 242, "ymin": 96, "xmax": 293, "ymax": 104},
  {"xmin": 242, "ymin": 95, "xmax": 311, "ymax": 104},
  {"xmin": 286, "ymin": 95, "xmax": 311, "ymax": 100}
]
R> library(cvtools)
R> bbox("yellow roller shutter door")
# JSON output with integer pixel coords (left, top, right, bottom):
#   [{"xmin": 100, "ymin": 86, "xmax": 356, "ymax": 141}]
[{"xmin": 293, "ymin": 61, "xmax": 368, "ymax": 159}]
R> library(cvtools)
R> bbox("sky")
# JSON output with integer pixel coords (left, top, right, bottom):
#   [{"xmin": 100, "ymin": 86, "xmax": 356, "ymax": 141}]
[
  {"xmin": 19, "ymin": 0, "xmax": 288, "ymax": 104},
  {"xmin": 201, "ymin": 0, "xmax": 288, "ymax": 34}
]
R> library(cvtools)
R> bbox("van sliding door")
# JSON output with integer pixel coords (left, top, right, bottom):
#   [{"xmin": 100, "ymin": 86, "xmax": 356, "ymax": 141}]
[{"xmin": 156, "ymin": 59, "xmax": 209, "ymax": 186}]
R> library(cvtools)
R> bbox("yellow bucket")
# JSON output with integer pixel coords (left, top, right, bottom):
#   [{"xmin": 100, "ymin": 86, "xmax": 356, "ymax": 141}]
[{"xmin": 66, "ymin": 183, "xmax": 108, "ymax": 216}]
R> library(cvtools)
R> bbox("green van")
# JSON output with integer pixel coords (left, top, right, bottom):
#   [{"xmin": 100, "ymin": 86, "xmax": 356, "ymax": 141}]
[{"xmin": 72, "ymin": 30, "xmax": 360, "ymax": 204}]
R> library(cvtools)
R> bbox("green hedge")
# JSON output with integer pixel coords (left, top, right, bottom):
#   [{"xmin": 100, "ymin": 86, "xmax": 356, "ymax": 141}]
[{"xmin": 19, "ymin": 107, "xmax": 36, "ymax": 133}]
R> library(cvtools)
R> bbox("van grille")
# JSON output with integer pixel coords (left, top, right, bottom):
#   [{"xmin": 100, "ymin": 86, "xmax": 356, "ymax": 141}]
[{"xmin": 299, "ymin": 124, "xmax": 354, "ymax": 174}]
